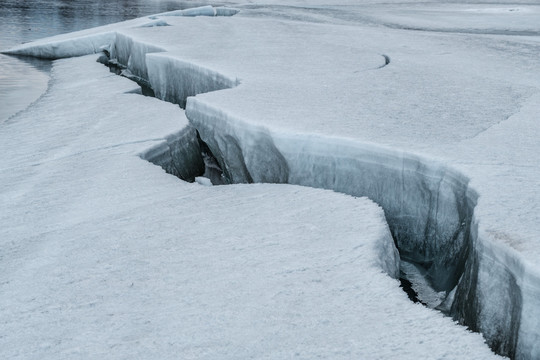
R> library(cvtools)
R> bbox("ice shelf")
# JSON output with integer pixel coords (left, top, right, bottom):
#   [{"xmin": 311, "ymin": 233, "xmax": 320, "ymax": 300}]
[{"xmin": 2, "ymin": 2, "xmax": 540, "ymax": 359}]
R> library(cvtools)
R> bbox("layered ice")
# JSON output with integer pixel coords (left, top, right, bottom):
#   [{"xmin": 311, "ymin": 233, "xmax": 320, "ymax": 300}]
[
  {"xmin": 146, "ymin": 53, "xmax": 239, "ymax": 109},
  {"xmin": 109, "ymin": 33, "xmax": 166, "ymax": 83}
]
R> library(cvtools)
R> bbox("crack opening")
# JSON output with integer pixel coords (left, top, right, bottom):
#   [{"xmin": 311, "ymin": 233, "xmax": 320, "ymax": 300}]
[
  {"xmin": 101, "ymin": 44, "xmax": 464, "ymax": 311},
  {"xmin": 98, "ymin": 44, "xmax": 523, "ymax": 358},
  {"xmin": 100, "ymin": 50, "xmax": 228, "ymax": 186}
]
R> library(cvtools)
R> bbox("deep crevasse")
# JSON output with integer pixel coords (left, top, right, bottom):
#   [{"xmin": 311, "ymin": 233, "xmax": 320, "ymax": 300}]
[{"xmin": 142, "ymin": 47, "xmax": 538, "ymax": 359}]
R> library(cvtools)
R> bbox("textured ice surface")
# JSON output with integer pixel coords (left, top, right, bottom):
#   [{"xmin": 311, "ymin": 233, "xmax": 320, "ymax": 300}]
[
  {"xmin": 0, "ymin": 55, "xmax": 501, "ymax": 359},
  {"xmin": 3, "ymin": 1, "xmax": 540, "ymax": 358}
]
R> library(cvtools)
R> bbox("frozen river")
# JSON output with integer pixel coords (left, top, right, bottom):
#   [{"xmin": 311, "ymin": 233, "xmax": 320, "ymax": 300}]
[{"xmin": 0, "ymin": 0, "xmax": 198, "ymax": 122}]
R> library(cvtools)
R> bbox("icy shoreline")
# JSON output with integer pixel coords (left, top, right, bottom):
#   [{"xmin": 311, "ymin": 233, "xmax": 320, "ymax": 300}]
[{"xmin": 3, "ymin": 3, "xmax": 540, "ymax": 358}]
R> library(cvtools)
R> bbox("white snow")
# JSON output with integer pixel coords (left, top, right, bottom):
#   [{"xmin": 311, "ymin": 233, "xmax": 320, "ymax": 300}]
[
  {"xmin": 195, "ymin": 176, "xmax": 213, "ymax": 186},
  {"xmin": 2, "ymin": 1, "xmax": 540, "ymax": 358}
]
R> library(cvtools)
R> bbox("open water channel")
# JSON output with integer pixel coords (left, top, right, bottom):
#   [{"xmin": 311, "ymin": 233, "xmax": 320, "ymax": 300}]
[{"xmin": 0, "ymin": 0, "xmax": 205, "ymax": 123}]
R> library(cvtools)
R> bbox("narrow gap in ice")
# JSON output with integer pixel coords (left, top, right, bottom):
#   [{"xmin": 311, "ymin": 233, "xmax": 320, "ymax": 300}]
[
  {"xmin": 99, "ymin": 52, "xmax": 154, "ymax": 94},
  {"xmin": 99, "ymin": 50, "xmax": 228, "ymax": 185}
]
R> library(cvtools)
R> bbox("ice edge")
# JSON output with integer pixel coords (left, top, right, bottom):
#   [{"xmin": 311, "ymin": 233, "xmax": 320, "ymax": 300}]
[{"xmin": 8, "ymin": 20, "xmax": 540, "ymax": 359}]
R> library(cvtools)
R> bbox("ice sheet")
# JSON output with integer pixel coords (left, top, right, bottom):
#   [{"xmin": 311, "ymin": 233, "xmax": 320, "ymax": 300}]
[
  {"xmin": 0, "ymin": 55, "xmax": 501, "ymax": 359},
  {"xmin": 2, "ymin": 1, "xmax": 540, "ymax": 358}
]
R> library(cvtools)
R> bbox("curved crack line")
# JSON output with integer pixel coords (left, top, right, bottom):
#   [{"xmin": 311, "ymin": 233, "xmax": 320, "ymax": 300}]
[
  {"xmin": 354, "ymin": 54, "xmax": 390, "ymax": 73},
  {"xmin": 380, "ymin": 54, "xmax": 390, "ymax": 68}
]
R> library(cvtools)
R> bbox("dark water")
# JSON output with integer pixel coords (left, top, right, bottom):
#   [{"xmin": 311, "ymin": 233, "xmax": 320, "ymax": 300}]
[{"xmin": 0, "ymin": 0, "xmax": 203, "ymax": 122}]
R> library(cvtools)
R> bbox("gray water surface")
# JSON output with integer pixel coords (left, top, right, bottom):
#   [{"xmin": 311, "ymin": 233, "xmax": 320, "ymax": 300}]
[{"xmin": 0, "ymin": 0, "xmax": 202, "ymax": 122}]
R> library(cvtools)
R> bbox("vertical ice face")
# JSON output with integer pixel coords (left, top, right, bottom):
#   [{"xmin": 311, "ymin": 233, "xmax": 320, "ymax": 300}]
[
  {"xmin": 146, "ymin": 54, "xmax": 238, "ymax": 109},
  {"xmin": 140, "ymin": 126, "xmax": 205, "ymax": 183},
  {"xmin": 188, "ymin": 99, "xmax": 535, "ymax": 358},
  {"xmin": 188, "ymin": 101, "xmax": 289, "ymax": 184},
  {"xmin": 189, "ymin": 108, "xmax": 474, "ymax": 293},
  {"xmin": 188, "ymin": 102, "xmax": 540, "ymax": 359},
  {"xmin": 452, "ymin": 228, "xmax": 522, "ymax": 358},
  {"xmin": 110, "ymin": 33, "xmax": 165, "ymax": 82}
]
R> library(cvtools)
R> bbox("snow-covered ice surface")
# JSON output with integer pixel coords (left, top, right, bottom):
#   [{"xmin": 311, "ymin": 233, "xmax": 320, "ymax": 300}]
[
  {"xmin": 2, "ymin": 1, "xmax": 540, "ymax": 358},
  {"xmin": 0, "ymin": 56, "xmax": 501, "ymax": 359}
]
